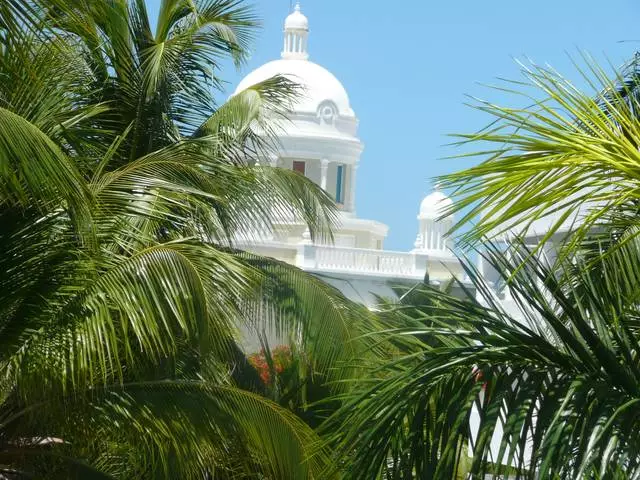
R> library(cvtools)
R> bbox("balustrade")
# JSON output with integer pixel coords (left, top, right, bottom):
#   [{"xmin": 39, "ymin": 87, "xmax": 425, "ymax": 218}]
[{"xmin": 314, "ymin": 245, "xmax": 416, "ymax": 276}]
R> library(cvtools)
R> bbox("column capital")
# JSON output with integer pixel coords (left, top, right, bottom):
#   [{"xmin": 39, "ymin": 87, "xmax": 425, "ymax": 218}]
[{"xmin": 321, "ymin": 157, "xmax": 330, "ymax": 167}]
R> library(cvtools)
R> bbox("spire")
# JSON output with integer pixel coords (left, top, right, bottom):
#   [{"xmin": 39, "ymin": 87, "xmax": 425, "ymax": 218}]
[{"xmin": 282, "ymin": 2, "xmax": 309, "ymax": 60}]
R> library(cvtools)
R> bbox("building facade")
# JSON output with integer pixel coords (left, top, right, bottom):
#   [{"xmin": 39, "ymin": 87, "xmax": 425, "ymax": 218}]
[{"xmin": 233, "ymin": 3, "xmax": 464, "ymax": 306}]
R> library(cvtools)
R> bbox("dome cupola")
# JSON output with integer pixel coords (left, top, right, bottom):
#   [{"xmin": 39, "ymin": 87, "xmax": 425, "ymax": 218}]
[
  {"xmin": 413, "ymin": 184, "xmax": 455, "ymax": 255},
  {"xmin": 233, "ymin": 2, "xmax": 354, "ymax": 118},
  {"xmin": 419, "ymin": 183, "xmax": 453, "ymax": 219},
  {"xmin": 282, "ymin": 3, "xmax": 309, "ymax": 60},
  {"xmin": 232, "ymin": 3, "xmax": 364, "ymax": 217}
]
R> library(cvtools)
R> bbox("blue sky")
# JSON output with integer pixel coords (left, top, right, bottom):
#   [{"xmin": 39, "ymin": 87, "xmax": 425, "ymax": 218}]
[{"xmin": 148, "ymin": 0, "xmax": 640, "ymax": 251}]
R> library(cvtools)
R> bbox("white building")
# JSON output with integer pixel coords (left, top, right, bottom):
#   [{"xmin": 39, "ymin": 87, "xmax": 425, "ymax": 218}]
[
  {"xmin": 233, "ymin": 3, "xmax": 464, "ymax": 306},
  {"xmin": 233, "ymin": 6, "xmax": 571, "ymax": 469}
]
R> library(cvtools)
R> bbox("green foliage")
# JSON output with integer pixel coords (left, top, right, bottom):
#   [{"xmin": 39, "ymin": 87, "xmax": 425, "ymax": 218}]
[
  {"xmin": 439, "ymin": 54, "xmax": 640, "ymax": 258},
  {"xmin": 0, "ymin": 0, "xmax": 365, "ymax": 477},
  {"xmin": 322, "ymin": 55, "xmax": 640, "ymax": 479},
  {"xmin": 325, "ymin": 241, "xmax": 640, "ymax": 479}
]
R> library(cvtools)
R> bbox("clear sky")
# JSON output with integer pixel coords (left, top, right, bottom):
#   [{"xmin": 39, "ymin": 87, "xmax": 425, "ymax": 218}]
[{"xmin": 147, "ymin": 0, "xmax": 640, "ymax": 251}]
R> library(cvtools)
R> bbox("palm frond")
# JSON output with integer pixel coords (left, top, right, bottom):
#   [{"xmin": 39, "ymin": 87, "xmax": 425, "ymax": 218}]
[
  {"xmin": 233, "ymin": 252, "xmax": 379, "ymax": 383},
  {"xmin": 324, "ymin": 241, "xmax": 640, "ymax": 479},
  {"xmin": 2, "ymin": 240, "xmax": 260, "ymax": 399},
  {"xmin": 4, "ymin": 381, "xmax": 329, "ymax": 479},
  {"xmin": 0, "ymin": 107, "xmax": 92, "ymax": 233},
  {"xmin": 440, "ymin": 55, "xmax": 640, "ymax": 256},
  {"xmin": 140, "ymin": 0, "xmax": 258, "ymax": 134},
  {"xmin": 195, "ymin": 75, "xmax": 302, "ymax": 157}
]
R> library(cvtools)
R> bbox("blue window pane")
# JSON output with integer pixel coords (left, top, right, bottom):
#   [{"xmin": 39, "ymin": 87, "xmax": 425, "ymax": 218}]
[{"xmin": 336, "ymin": 165, "xmax": 344, "ymax": 203}]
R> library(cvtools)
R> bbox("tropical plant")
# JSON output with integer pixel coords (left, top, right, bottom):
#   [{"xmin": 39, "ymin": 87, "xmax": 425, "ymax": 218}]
[
  {"xmin": 245, "ymin": 342, "xmax": 343, "ymax": 430},
  {"xmin": 325, "ymin": 240, "xmax": 640, "ymax": 479},
  {"xmin": 322, "ymin": 56, "xmax": 640, "ymax": 479},
  {"xmin": 439, "ymin": 55, "xmax": 640, "ymax": 255},
  {"xmin": 0, "ymin": 0, "xmax": 369, "ymax": 477}
]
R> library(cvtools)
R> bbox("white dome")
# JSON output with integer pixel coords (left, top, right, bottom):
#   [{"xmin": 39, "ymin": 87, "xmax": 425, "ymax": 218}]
[
  {"xmin": 234, "ymin": 59, "xmax": 354, "ymax": 117},
  {"xmin": 419, "ymin": 189, "xmax": 453, "ymax": 219},
  {"xmin": 284, "ymin": 4, "xmax": 308, "ymax": 30}
]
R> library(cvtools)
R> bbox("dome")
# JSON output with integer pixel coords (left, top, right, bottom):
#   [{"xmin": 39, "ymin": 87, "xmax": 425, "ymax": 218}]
[
  {"xmin": 234, "ymin": 59, "xmax": 354, "ymax": 117},
  {"xmin": 284, "ymin": 3, "xmax": 308, "ymax": 30},
  {"xmin": 419, "ymin": 187, "xmax": 453, "ymax": 219},
  {"xmin": 233, "ymin": 3, "xmax": 355, "ymax": 118}
]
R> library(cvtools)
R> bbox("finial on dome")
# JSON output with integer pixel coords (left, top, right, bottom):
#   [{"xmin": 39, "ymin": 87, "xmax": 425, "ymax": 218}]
[{"xmin": 282, "ymin": 1, "xmax": 309, "ymax": 60}]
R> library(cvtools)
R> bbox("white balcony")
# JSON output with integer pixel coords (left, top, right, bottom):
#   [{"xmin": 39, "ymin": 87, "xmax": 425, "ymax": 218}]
[
  {"xmin": 235, "ymin": 239, "xmax": 461, "ymax": 282},
  {"xmin": 313, "ymin": 245, "xmax": 419, "ymax": 277},
  {"xmin": 295, "ymin": 243, "xmax": 438, "ymax": 281}
]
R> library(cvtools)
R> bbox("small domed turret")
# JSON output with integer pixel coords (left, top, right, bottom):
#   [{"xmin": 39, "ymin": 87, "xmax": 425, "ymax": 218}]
[
  {"xmin": 282, "ymin": 3, "xmax": 309, "ymax": 60},
  {"xmin": 413, "ymin": 183, "xmax": 455, "ymax": 255},
  {"xmin": 418, "ymin": 183, "xmax": 453, "ymax": 219},
  {"xmin": 284, "ymin": 3, "xmax": 309, "ymax": 31}
]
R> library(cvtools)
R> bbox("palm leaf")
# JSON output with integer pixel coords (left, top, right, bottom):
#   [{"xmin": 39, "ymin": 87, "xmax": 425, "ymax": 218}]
[
  {"xmin": 324, "ymin": 241, "xmax": 640, "ymax": 479},
  {"xmin": 3, "ymin": 381, "xmax": 330, "ymax": 479},
  {"xmin": 440, "ymin": 55, "xmax": 640, "ymax": 258}
]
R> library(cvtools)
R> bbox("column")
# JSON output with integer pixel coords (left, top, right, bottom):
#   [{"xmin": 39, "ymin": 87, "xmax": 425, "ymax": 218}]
[
  {"xmin": 268, "ymin": 153, "xmax": 278, "ymax": 167},
  {"xmin": 347, "ymin": 163, "xmax": 359, "ymax": 213},
  {"xmin": 428, "ymin": 221, "xmax": 434, "ymax": 250},
  {"xmin": 320, "ymin": 158, "xmax": 329, "ymax": 190}
]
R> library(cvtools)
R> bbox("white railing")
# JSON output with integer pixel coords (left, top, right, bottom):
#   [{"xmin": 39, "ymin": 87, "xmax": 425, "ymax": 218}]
[{"xmin": 313, "ymin": 245, "xmax": 417, "ymax": 276}]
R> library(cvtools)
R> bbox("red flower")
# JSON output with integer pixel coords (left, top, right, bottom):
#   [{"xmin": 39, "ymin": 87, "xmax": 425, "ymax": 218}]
[{"xmin": 247, "ymin": 345, "xmax": 293, "ymax": 386}]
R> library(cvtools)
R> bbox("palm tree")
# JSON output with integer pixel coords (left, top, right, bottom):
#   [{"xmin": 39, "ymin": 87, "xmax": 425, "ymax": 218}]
[
  {"xmin": 323, "ymin": 57, "xmax": 640, "ymax": 478},
  {"xmin": 0, "ymin": 0, "xmax": 369, "ymax": 477},
  {"xmin": 326, "ymin": 240, "xmax": 640, "ymax": 479}
]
